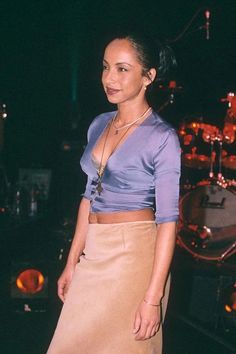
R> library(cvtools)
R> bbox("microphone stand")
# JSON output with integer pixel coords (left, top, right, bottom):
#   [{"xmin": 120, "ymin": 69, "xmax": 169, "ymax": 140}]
[
  {"xmin": 0, "ymin": 103, "xmax": 10, "ymax": 214},
  {"xmin": 157, "ymin": 91, "xmax": 175, "ymax": 113}
]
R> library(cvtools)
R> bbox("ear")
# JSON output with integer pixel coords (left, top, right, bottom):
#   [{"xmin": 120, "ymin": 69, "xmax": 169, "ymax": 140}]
[{"xmin": 144, "ymin": 68, "xmax": 157, "ymax": 87}]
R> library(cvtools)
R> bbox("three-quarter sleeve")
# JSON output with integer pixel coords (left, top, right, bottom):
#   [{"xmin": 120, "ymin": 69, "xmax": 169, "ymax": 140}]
[
  {"xmin": 82, "ymin": 176, "xmax": 94, "ymax": 200},
  {"xmin": 153, "ymin": 129, "xmax": 181, "ymax": 224},
  {"xmin": 81, "ymin": 119, "xmax": 98, "ymax": 200}
]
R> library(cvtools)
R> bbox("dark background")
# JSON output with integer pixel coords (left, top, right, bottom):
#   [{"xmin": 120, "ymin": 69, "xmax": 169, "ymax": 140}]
[{"xmin": 0, "ymin": 0, "xmax": 235, "ymax": 184}]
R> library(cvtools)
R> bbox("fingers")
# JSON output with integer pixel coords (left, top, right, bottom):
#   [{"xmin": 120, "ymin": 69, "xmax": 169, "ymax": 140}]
[
  {"xmin": 133, "ymin": 303, "xmax": 162, "ymax": 341},
  {"xmin": 150, "ymin": 326, "xmax": 156, "ymax": 338},
  {"xmin": 155, "ymin": 322, "xmax": 161, "ymax": 334},
  {"xmin": 150, "ymin": 322, "xmax": 161, "ymax": 338},
  {"xmin": 57, "ymin": 282, "xmax": 65, "ymax": 302},
  {"xmin": 135, "ymin": 320, "xmax": 160, "ymax": 340},
  {"xmin": 56, "ymin": 265, "xmax": 75, "ymax": 302},
  {"xmin": 133, "ymin": 312, "xmax": 141, "ymax": 334},
  {"xmin": 57, "ymin": 279, "xmax": 68, "ymax": 303}
]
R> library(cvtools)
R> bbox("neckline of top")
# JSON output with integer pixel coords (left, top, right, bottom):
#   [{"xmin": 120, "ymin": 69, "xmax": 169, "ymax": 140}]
[{"xmin": 90, "ymin": 110, "xmax": 154, "ymax": 171}]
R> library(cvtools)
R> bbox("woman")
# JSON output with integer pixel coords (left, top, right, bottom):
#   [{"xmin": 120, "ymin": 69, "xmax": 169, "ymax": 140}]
[{"xmin": 47, "ymin": 32, "xmax": 181, "ymax": 354}]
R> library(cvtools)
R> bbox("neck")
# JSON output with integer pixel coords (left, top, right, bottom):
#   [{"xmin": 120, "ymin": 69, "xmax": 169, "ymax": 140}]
[{"xmin": 116, "ymin": 101, "xmax": 150, "ymax": 124}]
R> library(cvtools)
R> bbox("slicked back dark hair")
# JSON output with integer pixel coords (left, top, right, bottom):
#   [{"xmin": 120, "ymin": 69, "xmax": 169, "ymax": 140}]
[{"xmin": 106, "ymin": 31, "xmax": 177, "ymax": 83}]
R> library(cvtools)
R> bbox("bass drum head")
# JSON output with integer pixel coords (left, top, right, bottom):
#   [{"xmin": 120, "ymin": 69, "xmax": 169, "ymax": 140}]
[{"xmin": 178, "ymin": 184, "xmax": 236, "ymax": 261}]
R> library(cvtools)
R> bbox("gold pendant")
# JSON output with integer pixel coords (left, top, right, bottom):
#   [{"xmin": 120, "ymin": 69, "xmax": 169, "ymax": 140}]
[
  {"xmin": 97, "ymin": 180, "xmax": 103, "ymax": 195},
  {"xmin": 97, "ymin": 171, "xmax": 103, "ymax": 195}
]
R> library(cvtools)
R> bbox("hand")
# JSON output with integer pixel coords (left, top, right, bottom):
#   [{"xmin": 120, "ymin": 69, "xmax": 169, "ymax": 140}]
[
  {"xmin": 57, "ymin": 263, "xmax": 76, "ymax": 302},
  {"xmin": 133, "ymin": 300, "xmax": 161, "ymax": 340}
]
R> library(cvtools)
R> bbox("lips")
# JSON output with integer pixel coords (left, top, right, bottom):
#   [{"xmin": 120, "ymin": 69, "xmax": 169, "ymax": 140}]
[{"xmin": 106, "ymin": 87, "xmax": 120, "ymax": 96}]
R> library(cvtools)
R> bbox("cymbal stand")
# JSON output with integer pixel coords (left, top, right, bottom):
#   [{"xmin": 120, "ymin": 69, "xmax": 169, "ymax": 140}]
[
  {"xmin": 157, "ymin": 92, "xmax": 175, "ymax": 113},
  {"xmin": 209, "ymin": 138, "xmax": 214, "ymax": 178},
  {"xmin": 209, "ymin": 134, "xmax": 225, "ymax": 184},
  {"xmin": 217, "ymin": 139, "xmax": 223, "ymax": 180},
  {"xmin": 220, "ymin": 241, "xmax": 236, "ymax": 261}
]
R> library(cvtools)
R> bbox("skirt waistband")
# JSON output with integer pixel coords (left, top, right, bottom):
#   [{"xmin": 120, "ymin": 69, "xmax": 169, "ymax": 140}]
[{"xmin": 88, "ymin": 209, "xmax": 155, "ymax": 224}]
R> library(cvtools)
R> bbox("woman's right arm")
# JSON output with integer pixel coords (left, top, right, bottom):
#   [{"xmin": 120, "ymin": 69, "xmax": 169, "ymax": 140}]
[{"xmin": 57, "ymin": 197, "xmax": 91, "ymax": 302}]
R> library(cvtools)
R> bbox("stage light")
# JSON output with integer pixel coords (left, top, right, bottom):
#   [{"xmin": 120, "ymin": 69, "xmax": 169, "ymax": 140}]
[
  {"xmin": 16, "ymin": 269, "xmax": 45, "ymax": 295},
  {"xmin": 220, "ymin": 282, "xmax": 236, "ymax": 330},
  {"xmin": 223, "ymin": 283, "xmax": 236, "ymax": 314},
  {"xmin": 11, "ymin": 262, "xmax": 49, "ymax": 313}
]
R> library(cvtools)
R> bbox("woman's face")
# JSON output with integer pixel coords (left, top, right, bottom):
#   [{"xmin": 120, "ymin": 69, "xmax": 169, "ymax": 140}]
[{"xmin": 102, "ymin": 39, "xmax": 151, "ymax": 105}]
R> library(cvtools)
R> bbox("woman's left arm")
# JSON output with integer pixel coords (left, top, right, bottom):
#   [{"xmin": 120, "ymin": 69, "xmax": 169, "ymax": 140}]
[
  {"xmin": 133, "ymin": 221, "xmax": 176, "ymax": 340},
  {"xmin": 133, "ymin": 127, "xmax": 181, "ymax": 341}
]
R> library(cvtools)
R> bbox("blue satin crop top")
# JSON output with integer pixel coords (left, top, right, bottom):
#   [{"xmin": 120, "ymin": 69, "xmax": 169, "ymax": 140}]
[{"xmin": 80, "ymin": 110, "xmax": 181, "ymax": 224}]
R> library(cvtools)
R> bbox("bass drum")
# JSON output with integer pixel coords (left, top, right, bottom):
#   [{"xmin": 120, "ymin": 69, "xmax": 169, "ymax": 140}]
[{"xmin": 178, "ymin": 184, "xmax": 236, "ymax": 261}]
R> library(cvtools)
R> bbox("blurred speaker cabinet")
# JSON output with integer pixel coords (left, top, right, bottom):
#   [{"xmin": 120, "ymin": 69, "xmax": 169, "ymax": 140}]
[
  {"xmin": 19, "ymin": 168, "xmax": 51, "ymax": 201},
  {"xmin": 189, "ymin": 275, "xmax": 234, "ymax": 328}
]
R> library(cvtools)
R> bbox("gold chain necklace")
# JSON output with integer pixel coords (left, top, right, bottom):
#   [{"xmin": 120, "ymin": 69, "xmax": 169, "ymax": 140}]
[
  {"xmin": 96, "ymin": 119, "xmax": 113, "ymax": 195},
  {"xmin": 113, "ymin": 106, "xmax": 152, "ymax": 135},
  {"xmin": 96, "ymin": 112, "xmax": 145, "ymax": 195}
]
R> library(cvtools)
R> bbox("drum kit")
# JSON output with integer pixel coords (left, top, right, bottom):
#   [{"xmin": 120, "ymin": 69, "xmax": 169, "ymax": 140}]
[{"xmin": 177, "ymin": 93, "xmax": 236, "ymax": 262}]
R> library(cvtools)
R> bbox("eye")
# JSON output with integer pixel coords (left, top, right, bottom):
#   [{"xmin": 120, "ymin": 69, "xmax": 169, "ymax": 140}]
[
  {"xmin": 118, "ymin": 67, "xmax": 128, "ymax": 72},
  {"xmin": 102, "ymin": 64, "xmax": 109, "ymax": 71}
]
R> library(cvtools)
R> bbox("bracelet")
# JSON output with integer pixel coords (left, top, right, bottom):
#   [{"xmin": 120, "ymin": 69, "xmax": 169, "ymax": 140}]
[{"xmin": 143, "ymin": 299, "xmax": 161, "ymax": 307}]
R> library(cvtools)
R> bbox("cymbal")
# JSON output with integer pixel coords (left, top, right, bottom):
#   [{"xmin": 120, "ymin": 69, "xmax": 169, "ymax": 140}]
[
  {"xmin": 182, "ymin": 153, "xmax": 211, "ymax": 169},
  {"xmin": 222, "ymin": 155, "xmax": 236, "ymax": 170}
]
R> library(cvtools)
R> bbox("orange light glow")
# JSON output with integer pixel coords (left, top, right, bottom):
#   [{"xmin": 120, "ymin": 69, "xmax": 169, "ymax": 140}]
[
  {"xmin": 225, "ymin": 304, "xmax": 232, "ymax": 313},
  {"xmin": 16, "ymin": 269, "xmax": 45, "ymax": 294},
  {"xmin": 168, "ymin": 80, "xmax": 177, "ymax": 89},
  {"xmin": 183, "ymin": 134, "xmax": 193, "ymax": 146},
  {"xmin": 223, "ymin": 284, "xmax": 236, "ymax": 314}
]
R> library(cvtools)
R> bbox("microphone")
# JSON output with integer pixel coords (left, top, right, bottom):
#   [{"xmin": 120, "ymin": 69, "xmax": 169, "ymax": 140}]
[{"xmin": 205, "ymin": 10, "xmax": 210, "ymax": 40}]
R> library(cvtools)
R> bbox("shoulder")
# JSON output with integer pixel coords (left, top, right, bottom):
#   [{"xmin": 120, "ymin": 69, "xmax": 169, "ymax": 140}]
[
  {"xmin": 87, "ymin": 111, "xmax": 116, "ymax": 141},
  {"xmin": 147, "ymin": 111, "xmax": 180, "ymax": 148}
]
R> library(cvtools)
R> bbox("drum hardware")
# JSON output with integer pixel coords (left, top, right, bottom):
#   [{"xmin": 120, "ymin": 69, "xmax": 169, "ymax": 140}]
[
  {"xmin": 209, "ymin": 134, "xmax": 224, "ymax": 180},
  {"xmin": 179, "ymin": 119, "xmax": 221, "ymax": 170},
  {"xmin": 224, "ymin": 179, "xmax": 236, "ymax": 188},
  {"xmin": 179, "ymin": 95, "xmax": 236, "ymax": 261},
  {"xmin": 221, "ymin": 92, "xmax": 236, "ymax": 120},
  {"xmin": 221, "ymin": 92, "xmax": 236, "ymax": 170},
  {"xmin": 222, "ymin": 124, "xmax": 236, "ymax": 170},
  {"xmin": 180, "ymin": 118, "xmax": 236, "ymax": 176},
  {"xmin": 222, "ymin": 155, "xmax": 236, "ymax": 170},
  {"xmin": 177, "ymin": 183, "xmax": 236, "ymax": 261},
  {"xmin": 157, "ymin": 81, "xmax": 183, "ymax": 113},
  {"xmin": 220, "ymin": 241, "xmax": 236, "ymax": 260},
  {"xmin": 209, "ymin": 139, "xmax": 215, "ymax": 178},
  {"xmin": 179, "ymin": 92, "xmax": 236, "ymax": 170}
]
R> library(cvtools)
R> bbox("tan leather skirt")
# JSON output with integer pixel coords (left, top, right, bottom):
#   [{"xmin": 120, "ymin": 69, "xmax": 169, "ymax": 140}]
[{"xmin": 47, "ymin": 221, "xmax": 170, "ymax": 354}]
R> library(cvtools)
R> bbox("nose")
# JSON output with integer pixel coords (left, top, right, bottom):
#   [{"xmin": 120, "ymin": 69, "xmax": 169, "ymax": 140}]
[{"xmin": 102, "ymin": 68, "xmax": 117, "ymax": 85}]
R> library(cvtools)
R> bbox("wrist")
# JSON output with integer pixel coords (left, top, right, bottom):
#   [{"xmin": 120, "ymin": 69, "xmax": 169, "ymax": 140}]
[
  {"xmin": 67, "ymin": 247, "xmax": 84, "ymax": 266},
  {"xmin": 144, "ymin": 291, "xmax": 163, "ymax": 305},
  {"xmin": 66, "ymin": 255, "xmax": 80, "ymax": 267},
  {"xmin": 143, "ymin": 298, "xmax": 161, "ymax": 307}
]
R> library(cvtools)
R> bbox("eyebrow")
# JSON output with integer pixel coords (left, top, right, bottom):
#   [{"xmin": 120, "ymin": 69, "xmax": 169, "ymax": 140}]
[{"xmin": 103, "ymin": 59, "xmax": 133, "ymax": 67}]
